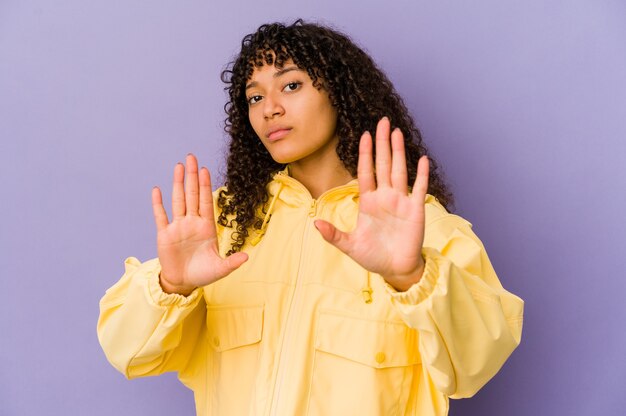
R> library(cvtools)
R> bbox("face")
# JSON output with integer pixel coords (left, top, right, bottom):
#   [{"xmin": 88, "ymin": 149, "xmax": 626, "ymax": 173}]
[{"xmin": 245, "ymin": 59, "xmax": 339, "ymax": 166}]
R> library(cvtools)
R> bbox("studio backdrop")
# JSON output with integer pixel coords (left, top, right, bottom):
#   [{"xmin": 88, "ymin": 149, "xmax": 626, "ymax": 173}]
[{"xmin": 1, "ymin": 1, "xmax": 625, "ymax": 415}]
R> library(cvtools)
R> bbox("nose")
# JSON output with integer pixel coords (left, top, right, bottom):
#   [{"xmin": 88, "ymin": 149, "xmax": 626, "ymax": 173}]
[{"xmin": 263, "ymin": 93, "xmax": 284, "ymax": 119}]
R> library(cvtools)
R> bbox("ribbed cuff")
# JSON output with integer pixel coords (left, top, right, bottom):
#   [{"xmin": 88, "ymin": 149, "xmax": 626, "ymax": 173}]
[
  {"xmin": 385, "ymin": 247, "xmax": 442, "ymax": 305},
  {"xmin": 139, "ymin": 258, "xmax": 202, "ymax": 307}
]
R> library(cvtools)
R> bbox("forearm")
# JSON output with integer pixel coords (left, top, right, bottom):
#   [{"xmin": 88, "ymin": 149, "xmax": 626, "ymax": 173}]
[
  {"xmin": 387, "ymin": 246, "xmax": 524, "ymax": 398},
  {"xmin": 97, "ymin": 257, "xmax": 204, "ymax": 378}
]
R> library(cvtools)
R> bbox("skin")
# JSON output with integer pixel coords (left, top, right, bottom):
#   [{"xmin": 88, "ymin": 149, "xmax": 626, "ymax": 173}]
[
  {"xmin": 152, "ymin": 65, "xmax": 429, "ymax": 295},
  {"xmin": 246, "ymin": 61, "xmax": 353, "ymax": 198},
  {"xmin": 314, "ymin": 119, "xmax": 429, "ymax": 292}
]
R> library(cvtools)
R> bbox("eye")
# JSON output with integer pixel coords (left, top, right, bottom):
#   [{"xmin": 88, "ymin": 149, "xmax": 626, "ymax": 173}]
[
  {"xmin": 247, "ymin": 95, "xmax": 262, "ymax": 105},
  {"xmin": 283, "ymin": 81, "xmax": 302, "ymax": 92}
]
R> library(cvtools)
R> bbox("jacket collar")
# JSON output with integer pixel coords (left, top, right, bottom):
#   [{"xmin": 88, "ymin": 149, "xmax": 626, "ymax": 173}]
[
  {"xmin": 268, "ymin": 167, "xmax": 359, "ymax": 208},
  {"xmin": 249, "ymin": 168, "xmax": 358, "ymax": 246}
]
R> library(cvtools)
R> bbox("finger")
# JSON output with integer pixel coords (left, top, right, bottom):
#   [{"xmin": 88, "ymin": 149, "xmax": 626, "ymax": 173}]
[
  {"xmin": 199, "ymin": 167, "xmax": 214, "ymax": 220},
  {"xmin": 215, "ymin": 252, "xmax": 249, "ymax": 278},
  {"xmin": 390, "ymin": 127, "xmax": 408, "ymax": 194},
  {"xmin": 357, "ymin": 131, "xmax": 376, "ymax": 193},
  {"xmin": 375, "ymin": 117, "xmax": 392, "ymax": 188},
  {"xmin": 185, "ymin": 154, "xmax": 200, "ymax": 216},
  {"xmin": 151, "ymin": 186, "xmax": 169, "ymax": 232},
  {"xmin": 172, "ymin": 162, "xmax": 186, "ymax": 219},
  {"xmin": 411, "ymin": 156, "xmax": 430, "ymax": 202},
  {"xmin": 314, "ymin": 219, "xmax": 352, "ymax": 255}
]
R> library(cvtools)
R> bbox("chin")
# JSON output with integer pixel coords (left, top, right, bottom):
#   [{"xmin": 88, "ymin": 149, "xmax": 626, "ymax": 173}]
[
  {"xmin": 267, "ymin": 151, "xmax": 300, "ymax": 165},
  {"xmin": 271, "ymin": 156, "xmax": 297, "ymax": 164}
]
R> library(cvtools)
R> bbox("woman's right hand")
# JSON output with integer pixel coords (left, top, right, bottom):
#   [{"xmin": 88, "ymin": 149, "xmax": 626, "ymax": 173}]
[{"xmin": 151, "ymin": 154, "xmax": 248, "ymax": 295}]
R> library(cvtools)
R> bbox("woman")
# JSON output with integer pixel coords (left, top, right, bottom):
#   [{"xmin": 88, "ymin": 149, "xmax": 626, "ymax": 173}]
[{"xmin": 98, "ymin": 19, "xmax": 523, "ymax": 415}]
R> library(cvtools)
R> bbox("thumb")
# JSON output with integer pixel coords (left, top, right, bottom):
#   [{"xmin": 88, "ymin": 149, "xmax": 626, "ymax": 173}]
[
  {"xmin": 216, "ymin": 252, "xmax": 249, "ymax": 278},
  {"xmin": 314, "ymin": 219, "xmax": 352, "ymax": 255}
]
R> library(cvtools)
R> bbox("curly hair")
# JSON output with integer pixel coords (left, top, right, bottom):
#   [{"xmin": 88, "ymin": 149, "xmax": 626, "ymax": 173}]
[{"xmin": 218, "ymin": 19, "xmax": 453, "ymax": 254}]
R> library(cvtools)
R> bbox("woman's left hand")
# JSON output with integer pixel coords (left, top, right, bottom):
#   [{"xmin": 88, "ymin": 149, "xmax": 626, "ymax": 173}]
[{"xmin": 314, "ymin": 117, "xmax": 429, "ymax": 292}]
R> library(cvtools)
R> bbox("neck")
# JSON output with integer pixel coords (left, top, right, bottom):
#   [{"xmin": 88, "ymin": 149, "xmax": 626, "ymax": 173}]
[{"xmin": 288, "ymin": 158, "xmax": 353, "ymax": 199}]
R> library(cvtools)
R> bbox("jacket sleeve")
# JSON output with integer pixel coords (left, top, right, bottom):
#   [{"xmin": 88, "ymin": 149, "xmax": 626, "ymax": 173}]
[
  {"xmin": 386, "ymin": 202, "xmax": 524, "ymax": 399},
  {"xmin": 97, "ymin": 256, "xmax": 206, "ymax": 379}
]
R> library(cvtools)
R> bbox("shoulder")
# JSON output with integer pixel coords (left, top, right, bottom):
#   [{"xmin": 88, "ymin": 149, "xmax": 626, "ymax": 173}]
[
  {"xmin": 422, "ymin": 195, "xmax": 489, "ymax": 259},
  {"xmin": 424, "ymin": 194, "xmax": 472, "ymax": 231}
]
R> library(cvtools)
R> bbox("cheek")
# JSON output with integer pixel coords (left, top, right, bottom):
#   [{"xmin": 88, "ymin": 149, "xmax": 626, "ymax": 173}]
[
  {"xmin": 318, "ymin": 105, "xmax": 338, "ymax": 134},
  {"xmin": 313, "ymin": 95, "xmax": 337, "ymax": 128}
]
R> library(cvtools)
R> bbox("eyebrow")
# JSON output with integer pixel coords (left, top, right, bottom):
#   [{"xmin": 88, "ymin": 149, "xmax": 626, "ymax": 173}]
[{"xmin": 245, "ymin": 66, "xmax": 301, "ymax": 90}]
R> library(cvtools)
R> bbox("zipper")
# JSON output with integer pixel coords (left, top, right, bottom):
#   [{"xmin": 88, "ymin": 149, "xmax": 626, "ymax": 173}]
[
  {"xmin": 267, "ymin": 172, "xmax": 358, "ymax": 414},
  {"xmin": 308, "ymin": 199, "xmax": 317, "ymax": 217},
  {"xmin": 275, "ymin": 170, "xmax": 358, "ymax": 203},
  {"xmin": 268, "ymin": 201, "xmax": 316, "ymax": 415}
]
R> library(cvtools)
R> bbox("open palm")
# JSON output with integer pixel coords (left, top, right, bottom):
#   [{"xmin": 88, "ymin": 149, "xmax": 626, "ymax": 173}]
[
  {"xmin": 152, "ymin": 155, "xmax": 248, "ymax": 295},
  {"xmin": 315, "ymin": 118, "xmax": 429, "ymax": 291}
]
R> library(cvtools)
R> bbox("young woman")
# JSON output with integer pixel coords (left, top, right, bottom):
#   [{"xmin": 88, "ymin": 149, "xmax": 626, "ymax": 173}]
[{"xmin": 98, "ymin": 19, "xmax": 523, "ymax": 416}]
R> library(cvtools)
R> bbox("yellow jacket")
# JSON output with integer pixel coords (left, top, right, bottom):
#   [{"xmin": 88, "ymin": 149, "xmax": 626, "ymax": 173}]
[{"xmin": 98, "ymin": 171, "xmax": 524, "ymax": 415}]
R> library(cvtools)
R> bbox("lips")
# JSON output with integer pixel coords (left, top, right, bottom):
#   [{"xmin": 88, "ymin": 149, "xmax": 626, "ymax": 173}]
[{"xmin": 266, "ymin": 126, "xmax": 292, "ymax": 141}]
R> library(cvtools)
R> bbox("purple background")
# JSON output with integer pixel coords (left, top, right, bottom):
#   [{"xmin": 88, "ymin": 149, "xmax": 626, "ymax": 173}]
[{"xmin": 2, "ymin": 1, "xmax": 625, "ymax": 415}]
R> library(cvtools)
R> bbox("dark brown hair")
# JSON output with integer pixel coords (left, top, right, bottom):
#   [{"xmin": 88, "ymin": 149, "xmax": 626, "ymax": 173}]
[{"xmin": 219, "ymin": 19, "xmax": 453, "ymax": 254}]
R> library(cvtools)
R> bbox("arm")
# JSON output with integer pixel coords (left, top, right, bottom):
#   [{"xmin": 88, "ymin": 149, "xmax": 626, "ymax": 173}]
[
  {"xmin": 315, "ymin": 118, "xmax": 523, "ymax": 398},
  {"xmin": 97, "ymin": 257, "xmax": 205, "ymax": 379},
  {"xmin": 98, "ymin": 154, "xmax": 247, "ymax": 378},
  {"xmin": 387, "ymin": 208, "xmax": 524, "ymax": 398}
]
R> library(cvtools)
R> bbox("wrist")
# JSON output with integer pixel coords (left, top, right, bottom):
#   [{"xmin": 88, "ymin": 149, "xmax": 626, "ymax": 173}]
[
  {"xmin": 158, "ymin": 273, "xmax": 196, "ymax": 296},
  {"xmin": 384, "ymin": 262, "xmax": 425, "ymax": 292}
]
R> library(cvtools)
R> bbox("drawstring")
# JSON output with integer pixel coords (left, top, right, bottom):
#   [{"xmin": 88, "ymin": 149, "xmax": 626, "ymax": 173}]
[
  {"xmin": 250, "ymin": 183, "xmax": 284, "ymax": 246},
  {"xmin": 361, "ymin": 273, "xmax": 373, "ymax": 304}
]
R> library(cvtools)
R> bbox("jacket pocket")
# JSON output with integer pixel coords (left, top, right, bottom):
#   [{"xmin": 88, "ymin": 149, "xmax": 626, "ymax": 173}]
[
  {"xmin": 308, "ymin": 310, "xmax": 420, "ymax": 416},
  {"xmin": 205, "ymin": 304, "xmax": 264, "ymax": 415}
]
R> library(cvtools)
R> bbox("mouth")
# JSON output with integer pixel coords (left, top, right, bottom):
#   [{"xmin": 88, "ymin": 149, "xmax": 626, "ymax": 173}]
[{"xmin": 266, "ymin": 128, "xmax": 292, "ymax": 142}]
